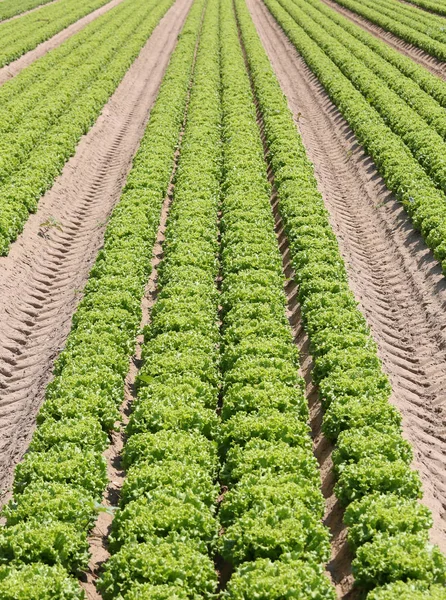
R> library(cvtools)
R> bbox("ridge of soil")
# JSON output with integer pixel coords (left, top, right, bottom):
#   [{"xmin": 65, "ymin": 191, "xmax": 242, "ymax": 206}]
[
  {"xmin": 0, "ymin": 0, "xmax": 126, "ymax": 87},
  {"xmin": 248, "ymin": 0, "xmax": 446, "ymax": 579},
  {"xmin": 0, "ymin": 0, "xmax": 193, "ymax": 506}
]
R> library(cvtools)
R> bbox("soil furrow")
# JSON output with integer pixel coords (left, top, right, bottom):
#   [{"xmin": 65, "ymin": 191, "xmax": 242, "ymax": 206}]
[
  {"xmin": 0, "ymin": 0, "xmax": 193, "ymax": 504},
  {"xmin": 248, "ymin": 0, "xmax": 446, "ymax": 567},
  {"xmin": 319, "ymin": 0, "xmax": 446, "ymax": 79},
  {"xmin": 0, "ymin": 0, "xmax": 126, "ymax": 87}
]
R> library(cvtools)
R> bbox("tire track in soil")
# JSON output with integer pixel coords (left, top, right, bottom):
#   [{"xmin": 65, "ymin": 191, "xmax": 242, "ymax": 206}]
[
  {"xmin": 0, "ymin": 0, "xmax": 194, "ymax": 505},
  {"xmin": 248, "ymin": 0, "xmax": 446, "ymax": 590},
  {"xmin": 0, "ymin": 0, "xmax": 126, "ymax": 87},
  {"xmin": 319, "ymin": 0, "xmax": 446, "ymax": 80}
]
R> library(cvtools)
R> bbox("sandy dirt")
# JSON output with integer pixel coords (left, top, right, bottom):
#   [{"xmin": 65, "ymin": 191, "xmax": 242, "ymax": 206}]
[
  {"xmin": 0, "ymin": 0, "xmax": 127, "ymax": 87},
  {"xmin": 247, "ymin": 0, "xmax": 446, "ymax": 593},
  {"xmin": 320, "ymin": 0, "xmax": 446, "ymax": 79},
  {"xmin": 0, "ymin": 0, "xmax": 193, "ymax": 505}
]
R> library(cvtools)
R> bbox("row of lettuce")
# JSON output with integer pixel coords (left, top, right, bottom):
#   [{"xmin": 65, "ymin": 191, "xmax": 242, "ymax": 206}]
[
  {"xmin": 217, "ymin": 0, "xmax": 333, "ymax": 595},
  {"xmin": 0, "ymin": 0, "xmax": 54, "ymax": 21},
  {"xmin": 332, "ymin": 0, "xmax": 446, "ymax": 59},
  {"xmin": 0, "ymin": 0, "xmax": 111, "ymax": 68},
  {"xmin": 0, "ymin": 0, "xmax": 175, "ymax": 256},
  {"xmin": 268, "ymin": 0, "xmax": 446, "ymax": 304},
  {"xmin": 98, "ymin": 0, "xmax": 222, "ymax": 595},
  {"xmin": 402, "ymin": 0, "xmax": 446, "ymax": 17},
  {"xmin": 237, "ymin": 0, "xmax": 446, "ymax": 596},
  {"xmin": 98, "ymin": 0, "xmax": 335, "ymax": 595},
  {"xmin": 0, "ymin": 0, "xmax": 205, "ymax": 595}
]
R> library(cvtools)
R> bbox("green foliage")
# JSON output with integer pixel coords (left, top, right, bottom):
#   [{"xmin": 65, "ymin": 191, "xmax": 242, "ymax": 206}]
[
  {"xmin": 0, "ymin": 0, "xmax": 110, "ymax": 66},
  {"xmin": 220, "ymin": 503, "xmax": 330, "ymax": 565},
  {"xmin": 98, "ymin": 540, "xmax": 217, "ymax": 600},
  {"xmin": 123, "ymin": 583, "xmax": 190, "ymax": 600},
  {"xmin": 1, "ymin": 482, "xmax": 96, "ymax": 531},
  {"xmin": 0, "ymin": 0, "xmax": 176, "ymax": 254},
  {"xmin": 1, "ymin": 0, "xmax": 207, "ymax": 589},
  {"xmin": 220, "ymin": 474, "xmax": 325, "ymax": 526},
  {"xmin": 221, "ymin": 439, "xmax": 320, "ymax": 486},
  {"xmin": 352, "ymin": 533, "xmax": 446, "ymax": 588},
  {"xmin": 223, "ymin": 558, "xmax": 336, "ymax": 599},
  {"xmin": 0, "ymin": 563, "xmax": 84, "ymax": 600},
  {"xmin": 101, "ymin": 2, "xmax": 221, "ymax": 597},
  {"xmin": 344, "ymin": 493, "xmax": 432, "ymax": 549},
  {"xmin": 335, "ymin": 458, "xmax": 422, "ymax": 506},
  {"xmin": 109, "ymin": 495, "xmax": 218, "ymax": 552},
  {"xmin": 121, "ymin": 430, "xmax": 218, "ymax": 473},
  {"xmin": 333, "ymin": 426, "xmax": 412, "ymax": 473},
  {"xmin": 0, "ymin": 520, "xmax": 89, "ymax": 573},
  {"xmin": 217, "ymin": 0, "xmax": 331, "ymax": 591},
  {"xmin": 233, "ymin": 0, "xmax": 443, "ymax": 594},
  {"xmin": 13, "ymin": 444, "xmax": 108, "ymax": 498},
  {"xmin": 368, "ymin": 581, "xmax": 446, "ymax": 600}
]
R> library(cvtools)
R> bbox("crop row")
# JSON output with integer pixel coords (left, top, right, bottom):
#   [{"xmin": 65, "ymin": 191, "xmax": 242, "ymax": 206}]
[
  {"xmin": 297, "ymin": 0, "xmax": 446, "ymax": 110},
  {"xmin": 0, "ymin": 0, "xmax": 55, "ymax": 21},
  {"xmin": 236, "ymin": 0, "xmax": 446, "ymax": 596},
  {"xmin": 363, "ymin": 0, "xmax": 446, "ymax": 41},
  {"xmin": 217, "ymin": 0, "xmax": 334, "ymax": 596},
  {"xmin": 332, "ymin": 0, "xmax": 446, "ymax": 60},
  {"xmin": 0, "ymin": 0, "xmax": 111, "ymax": 68},
  {"xmin": 0, "ymin": 0, "xmax": 204, "ymax": 594},
  {"xmin": 0, "ymin": 0, "xmax": 174, "ymax": 256},
  {"xmin": 98, "ymin": 0, "xmax": 221, "ymax": 596},
  {"xmin": 293, "ymin": 0, "xmax": 446, "ymax": 142},
  {"xmin": 266, "ymin": 0, "xmax": 446, "ymax": 310},
  {"xmin": 403, "ymin": 0, "xmax": 446, "ymax": 17},
  {"xmin": 283, "ymin": 0, "xmax": 446, "ymax": 217}
]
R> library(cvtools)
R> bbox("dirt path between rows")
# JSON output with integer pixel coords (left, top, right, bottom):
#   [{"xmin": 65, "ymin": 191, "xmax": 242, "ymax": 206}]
[
  {"xmin": 248, "ymin": 0, "xmax": 446, "ymax": 592},
  {"xmin": 0, "ymin": 0, "xmax": 193, "ymax": 504},
  {"xmin": 319, "ymin": 0, "xmax": 446, "ymax": 79},
  {"xmin": 0, "ymin": 0, "xmax": 126, "ymax": 87}
]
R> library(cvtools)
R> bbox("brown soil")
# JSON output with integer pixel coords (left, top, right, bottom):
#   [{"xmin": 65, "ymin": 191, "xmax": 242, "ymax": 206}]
[
  {"xmin": 319, "ymin": 0, "xmax": 446, "ymax": 80},
  {"xmin": 0, "ymin": 0, "xmax": 193, "ymax": 506},
  {"xmin": 247, "ymin": 0, "xmax": 446, "ymax": 593},
  {"xmin": 0, "ymin": 0, "xmax": 126, "ymax": 87}
]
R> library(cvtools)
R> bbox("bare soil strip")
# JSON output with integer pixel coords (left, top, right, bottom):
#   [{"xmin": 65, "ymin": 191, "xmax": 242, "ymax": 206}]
[
  {"xmin": 248, "ymin": 0, "xmax": 446, "ymax": 570},
  {"xmin": 1, "ymin": 0, "xmax": 59, "ymax": 23},
  {"xmin": 0, "ymin": 0, "xmax": 126, "ymax": 86},
  {"xmin": 319, "ymin": 0, "xmax": 446, "ymax": 79},
  {"xmin": 0, "ymin": 0, "xmax": 193, "ymax": 505}
]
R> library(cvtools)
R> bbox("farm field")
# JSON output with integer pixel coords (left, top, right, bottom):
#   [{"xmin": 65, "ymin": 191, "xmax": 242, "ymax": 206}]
[{"xmin": 0, "ymin": 0, "xmax": 445, "ymax": 597}]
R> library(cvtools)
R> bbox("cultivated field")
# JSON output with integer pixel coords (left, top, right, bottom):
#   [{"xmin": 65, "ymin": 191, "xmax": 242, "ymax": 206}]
[{"xmin": 0, "ymin": 0, "xmax": 445, "ymax": 598}]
